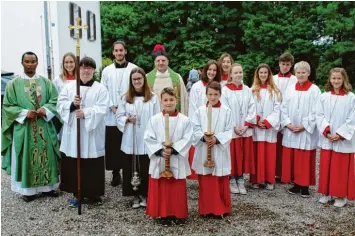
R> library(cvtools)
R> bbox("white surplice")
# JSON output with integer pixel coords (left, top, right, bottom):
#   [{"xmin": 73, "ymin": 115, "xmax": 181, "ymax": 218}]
[
  {"xmin": 116, "ymin": 94, "xmax": 161, "ymax": 155},
  {"xmin": 221, "ymin": 84, "xmax": 256, "ymax": 138},
  {"xmin": 252, "ymin": 88, "xmax": 281, "ymax": 142},
  {"xmin": 188, "ymin": 81, "xmax": 207, "ymax": 119},
  {"xmin": 52, "ymin": 76, "xmax": 75, "ymax": 95},
  {"xmin": 101, "ymin": 62, "xmax": 137, "ymax": 126},
  {"xmin": 281, "ymin": 82, "xmax": 321, "ymax": 150},
  {"xmin": 151, "ymin": 70, "xmax": 188, "ymax": 116},
  {"xmin": 316, "ymin": 91, "xmax": 355, "ymax": 153},
  {"xmin": 57, "ymin": 81, "xmax": 110, "ymax": 158},
  {"xmin": 191, "ymin": 104, "xmax": 233, "ymax": 176},
  {"xmin": 273, "ymin": 73, "xmax": 297, "ymax": 100},
  {"xmin": 144, "ymin": 112, "xmax": 193, "ymax": 179}
]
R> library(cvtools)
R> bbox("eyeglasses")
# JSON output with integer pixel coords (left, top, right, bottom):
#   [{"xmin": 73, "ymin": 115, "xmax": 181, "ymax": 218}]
[{"xmin": 80, "ymin": 66, "xmax": 94, "ymax": 71}]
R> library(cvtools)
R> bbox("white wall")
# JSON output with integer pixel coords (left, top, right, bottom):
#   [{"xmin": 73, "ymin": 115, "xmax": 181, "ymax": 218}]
[
  {"xmin": 1, "ymin": 1, "xmax": 48, "ymax": 76},
  {"xmin": 1, "ymin": 1, "xmax": 102, "ymax": 78},
  {"xmin": 56, "ymin": 1, "xmax": 102, "ymax": 76}
]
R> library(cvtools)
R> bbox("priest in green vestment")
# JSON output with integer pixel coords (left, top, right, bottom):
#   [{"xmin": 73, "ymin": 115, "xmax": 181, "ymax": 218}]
[
  {"xmin": 1, "ymin": 52, "xmax": 61, "ymax": 202},
  {"xmin": 146, "ymin": 44, "xmax": 188, "ymax": 115}
]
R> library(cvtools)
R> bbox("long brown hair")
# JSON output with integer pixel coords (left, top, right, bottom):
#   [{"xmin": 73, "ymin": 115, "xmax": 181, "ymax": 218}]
[
  {"xmin": 325, "ymin": 67, "xmax": 352, "ymax": 93},
  {"xmin": 251, "ymin": 63, "xmax": 280, "ymax": 102},
  {"xmin": 60, "ymin": 52, "xmax": 78, "ymax": 81},
  {"xmin": 125, "ymin": 67, "xmax": 153, "ymax": 104},
  {"xmin": 200, "ymin": 60, "xmax": 221, "ymax": 83},
  {"xmin": 217, "ymin": 53, "xmax": 234, "ymax": 76}
]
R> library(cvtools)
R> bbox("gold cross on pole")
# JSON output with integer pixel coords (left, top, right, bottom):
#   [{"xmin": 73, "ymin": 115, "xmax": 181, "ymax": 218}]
[{"xmin": 68, "ymin": 17, "xmax": 88, "ymax": 57}]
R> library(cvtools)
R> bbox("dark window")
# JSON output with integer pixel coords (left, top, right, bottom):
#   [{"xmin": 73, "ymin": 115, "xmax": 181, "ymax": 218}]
[
  {"xmin": 87, "ymin": 10, "xmax": 96, "ymax": 41},
  {"xmin": 69, "ymin": 2, "xmax": 82, "ymax": 38}
]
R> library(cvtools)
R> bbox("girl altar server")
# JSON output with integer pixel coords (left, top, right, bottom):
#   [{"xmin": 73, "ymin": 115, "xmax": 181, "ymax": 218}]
[
  {"xmin": 116, "ymin": 67, "xmax": 160, "ymax": 209},
  {"xmin": 144, "ymin": 87, "xmax": 193, "ymax": 226},
  {"xmin": 53, "ymin": 52, "xmax": 78, "ymax": 94},
  {"xmin": 218, "ymin": 53, "xmax": 234, "ymax": 86},
  {"xmin": 192, "ymin": 81, "xmax": 233, "ymax": 217},
  {"xmin": 188, "ymin": 60, "xmax": 221, "ymax": 179},
  {"xmin": 280, "ymin": 61, "xmax": 321, "ymax": 197},
  {"xmin": 316, "ymin": 67, "xmax": 355, "ymax": 207},
  {"xmin": 221, "ymin": 63, "xmax": 256, "ymax": 195},
  {"xmin": 250, "ymin": 64, "xmax": 281, "ymax": 190}
]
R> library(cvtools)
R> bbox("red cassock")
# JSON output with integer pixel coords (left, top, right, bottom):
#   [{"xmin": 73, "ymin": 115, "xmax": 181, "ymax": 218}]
[
  {"xmin": 250, "ymin": 142, "xmax": 277, "ymax": 184},
  {"xmin": 230, "ymin": 136, "xmax": 255, "ymax": 176},
  {"xmin": 281, "ymin": 147, "xmax": 316, "ymax": 186},
  {"xmin": 146, "ymin": 176, "xmax": 188, "ymax": 219},
  {"xmin": 198, "ymin": 174, "xmax": 232, "ymax": 215},
  {"xmin": 187, "ymin": 146, "xmax": 198, "ymax": 180},
  {"xmin": 318, "ymin": 150, "xmax": 355, "ymax": 200}
]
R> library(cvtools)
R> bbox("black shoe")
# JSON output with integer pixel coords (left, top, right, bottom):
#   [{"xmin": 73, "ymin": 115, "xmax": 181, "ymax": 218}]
[
  {"xmin": 42, "ymin": 190, "xmax": 59, "ymax": 197},
  {"xmin": 88, "ymin": 197, "xmax": 103, "ymax": 206},
  {"xmin": 300, "ymin": 186, "xmax": 310, "ymax": 198},
  {"xmin": 23, "ymin": 195, "xmax": 36, "ymax": 202},
  {"xmin": 288, "ymin": 184, "xmax": 301, "ymax": 195},
  {"xmin": 111, "ymin": 171, "xmax": 121, "ymax": 187},
  {"xmin": 174, "ymin": 218, "xmax": 186, "ymax": 226},
  {"xmin": 160, "ymin": 218, "xmax": 172, "ymax": 227}
]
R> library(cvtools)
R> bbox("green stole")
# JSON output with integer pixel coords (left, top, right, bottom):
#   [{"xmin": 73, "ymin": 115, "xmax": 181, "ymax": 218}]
[
  {"xmin": 1, "ymin": 76, "xmax": 61, "ymax": 188},
  {"xmin": 146, "ymin": 67, "xmax": 182, "ymax": 112}
]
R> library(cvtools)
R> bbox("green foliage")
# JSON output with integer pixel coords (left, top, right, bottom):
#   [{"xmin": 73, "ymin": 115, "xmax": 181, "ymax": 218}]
[{"xmin": 100, "ymin": 1, "xmax": 355, "ymax": 88}]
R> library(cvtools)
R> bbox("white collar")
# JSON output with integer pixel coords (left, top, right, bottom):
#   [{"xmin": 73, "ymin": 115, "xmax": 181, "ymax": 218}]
[
  {"xmin": 156, "ymin": 69, "xmax": 169, "ymax": 76},
  {"xmin": 21, "ymin": 73, "xmax": 40, "ymax": 80}
]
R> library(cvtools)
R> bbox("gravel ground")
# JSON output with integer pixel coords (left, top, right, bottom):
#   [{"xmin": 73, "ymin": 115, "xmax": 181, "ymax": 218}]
[{"xmin": 1, "ymin": 151, "xmax": 355, "ymax": 236}]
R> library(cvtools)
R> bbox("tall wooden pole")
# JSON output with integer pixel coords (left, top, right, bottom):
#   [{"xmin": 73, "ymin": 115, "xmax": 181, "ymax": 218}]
[{"xmin": 68, "ymin": 17, "xmax": 88, "ymax": 215}]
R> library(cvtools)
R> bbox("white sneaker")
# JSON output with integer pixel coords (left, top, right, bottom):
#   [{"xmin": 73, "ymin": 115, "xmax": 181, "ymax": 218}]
[
  {"xmin": 132, "ymin": 196, "xmax": 140, "ymax": 209},
  {"xmin": 318, "ymin": 195, "xmax": 332, "ymax": 204},
  {"xmin": 237, "ymin": 182, "xmax": 247, "ymax": 195},
  {"xmin": 266, "ymin": 183, "xmax": 275, "ymax": 191},
  {"xmin": 139, "ymin": 195, "xmax": 147, "ymax": 207},
  {"xmin": 251, "ymin": 184, "xmax": 259, "ymax": 189},
  {"xmin": 229, "ymin": 179, "xmax": 239, "ymax": 194},
  {"xmin": 334, "ymin": 198, "xmax": 347, "ymax": 208}
]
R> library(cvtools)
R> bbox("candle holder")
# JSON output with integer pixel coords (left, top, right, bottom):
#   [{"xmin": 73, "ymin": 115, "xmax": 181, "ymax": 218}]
[
  {"xmin": 160, "ymin": 141, "xmax": 174, "ymax": 178},
  {"xmin": 203, "ymin": 131, "xmax": 215, "ymax": 168}
]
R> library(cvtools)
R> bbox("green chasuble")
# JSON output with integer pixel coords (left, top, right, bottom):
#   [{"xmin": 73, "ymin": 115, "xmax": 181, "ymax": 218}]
[
  {"xmin": 147, "ymin": 67, "xmax": 182, "ymax": 112},
  {"xmin": 1, "ymin": 76, "xmax": 61, "ymax": 188}
]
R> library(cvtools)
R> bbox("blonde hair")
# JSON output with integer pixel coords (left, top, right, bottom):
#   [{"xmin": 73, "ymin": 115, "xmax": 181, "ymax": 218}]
[
  {"xmin": 294, "ymin": 61, "xmax": 311, "ymax": 74},
  {"xmin": 228, "ymin": 63, "xmax": 243, "ymax": 83},
  {"xmin": 251, "ymin": 63, "xmax": 281, "ymax": 102},
  {"xmin": 325, "ymin": 67, "xmax": 352, "ymax": 93}
]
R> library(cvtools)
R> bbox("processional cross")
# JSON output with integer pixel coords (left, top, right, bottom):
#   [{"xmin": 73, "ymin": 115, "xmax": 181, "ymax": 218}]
[{"xmin": 68, "ymin": 17, "xmax": 87, "ymax": 215}]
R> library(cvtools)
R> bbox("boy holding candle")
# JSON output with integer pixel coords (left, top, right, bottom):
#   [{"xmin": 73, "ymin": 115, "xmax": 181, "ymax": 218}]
[
  {"xmin": 144, "ymin": 87, "xmax": 193, "ymax": 226},
  {"xmin": 191, "ymin": 81, "xmax": 234, "ymax": 217}
]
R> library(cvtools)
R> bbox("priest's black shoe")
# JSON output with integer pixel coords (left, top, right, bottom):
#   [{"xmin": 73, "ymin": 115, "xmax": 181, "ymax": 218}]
[
  {"xmin": 288, "ymin": 184, "xmax": 301, "ymax": 195},
  {"xmin": 174, "ymin": 218, "xmax": 186, "ymax": 226},
  {"xmin": 111, "ymin": 171, "xmax": 121, "ymax": 187},
  {"xmin": 23, "ymin": 195, "xmax": 36, "ymax": 202},
  {"xmin": 42, "ymin": 190, "xmax": 59, "ymax": 197}
]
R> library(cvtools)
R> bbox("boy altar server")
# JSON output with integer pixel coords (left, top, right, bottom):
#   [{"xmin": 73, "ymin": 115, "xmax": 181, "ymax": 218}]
[
  {"xmin": 192, "ymin": 81, "xmax": 233, "ymax": 217},
  {"xmin": 144, "ymin": 87, "xmax": 193, "ymax": 226}
]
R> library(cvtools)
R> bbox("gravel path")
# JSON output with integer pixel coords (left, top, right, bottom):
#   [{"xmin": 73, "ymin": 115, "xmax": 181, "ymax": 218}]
[{"xmin": 1, "ymin": 152, "xmax": 354, "ymax": 236}]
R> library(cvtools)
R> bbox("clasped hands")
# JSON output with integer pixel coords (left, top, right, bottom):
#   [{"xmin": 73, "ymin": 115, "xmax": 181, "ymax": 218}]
[
  {"xmin": 26, "ymin": 108, "xmax": 46, "ymax": 119},
  {"xmin": 204, "ymin": 134, "xmax": 217, "ymax": 148},
  {"xmin": 234, "ymin": 126, "xmax": 248, "ymax": 136},
  {"xmin": 162, "ymin": 147, "xmax": 172, "ymax": 158},
  {"xmin": 326, "ymin": 133, "xmax": 341, "ymax": 143},
  {"xmin": 286, "ymin": 123, "xmax": 305, "ymax": 133}
]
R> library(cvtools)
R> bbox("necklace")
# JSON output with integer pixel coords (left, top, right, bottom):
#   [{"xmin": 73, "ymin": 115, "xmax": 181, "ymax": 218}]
[
  {"xmin": 80, "ymin": 86, "xmax": 91, "ymax": 108},
  {"xmin": 133, "ymin": 98, "xmax": 145, "ymax": 127},
  {"xmin": 328, "ymin": 94, "xmax": 339, "ymax": 123},
  {"xmin": 258, "ymin": 90, "xmax": 267, "ymax": 118},
  {"xmin": 115, "ymin": 64, "xmax": 127, "ymax": 94},
  {"xmin": 233, "ymin": 90, "xmax": 244, "ymax": 116}
]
